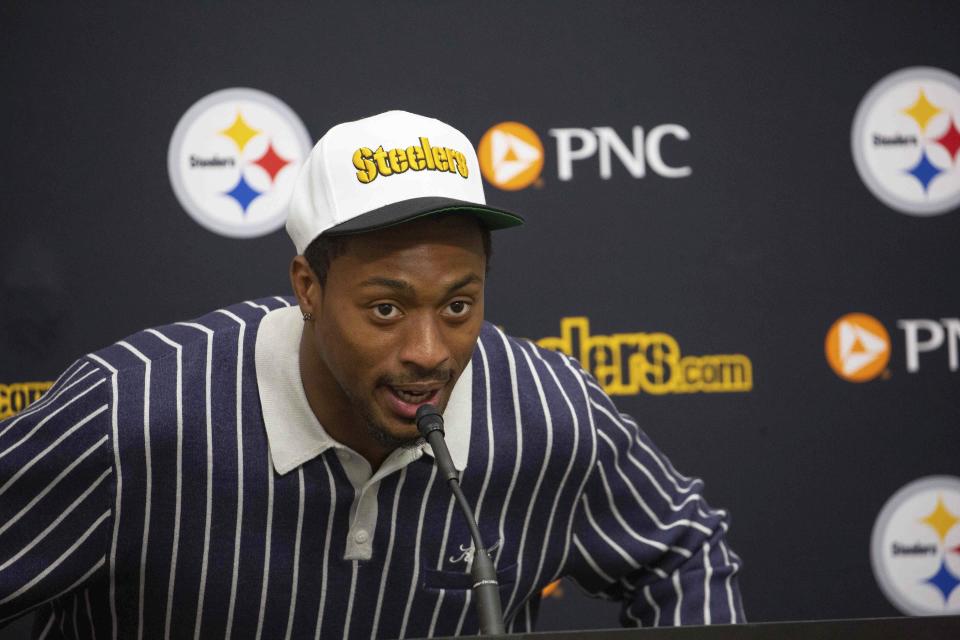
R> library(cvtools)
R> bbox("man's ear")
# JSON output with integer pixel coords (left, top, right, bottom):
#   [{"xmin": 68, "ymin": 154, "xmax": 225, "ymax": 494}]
[{"xmin": 290, "ymin": 256, "xmax": 321, "ymax": 317}]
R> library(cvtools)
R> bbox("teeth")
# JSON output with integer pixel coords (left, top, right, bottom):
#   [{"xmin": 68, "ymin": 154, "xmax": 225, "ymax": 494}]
[{"xmin": 393, "ymin": 388, "xmax": 431, "ymax": 404}]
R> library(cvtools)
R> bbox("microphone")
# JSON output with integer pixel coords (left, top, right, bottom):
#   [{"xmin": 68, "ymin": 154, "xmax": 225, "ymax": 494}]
[{"xmin": 416, "ymin": 404, "xmax": 505, "ymax": 636}]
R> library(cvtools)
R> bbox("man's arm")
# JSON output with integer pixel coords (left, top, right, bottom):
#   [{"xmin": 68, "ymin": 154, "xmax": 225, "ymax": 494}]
[
  {"xmin": 0, "ymin": 358, "xmax": 114, "ymax": 626},
  {"xmin": 564, "ymin": 367, "xmax": 745, "ymax": 627}
]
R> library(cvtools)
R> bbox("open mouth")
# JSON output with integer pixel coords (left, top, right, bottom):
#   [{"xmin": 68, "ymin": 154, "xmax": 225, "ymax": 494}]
[
  {"xmin": 382, "ymin": 384, "xmax": 444, "ymax": 419},
  {"xmin": 390, "ymin": 387, "xmax": 438, "ymax": 404}
]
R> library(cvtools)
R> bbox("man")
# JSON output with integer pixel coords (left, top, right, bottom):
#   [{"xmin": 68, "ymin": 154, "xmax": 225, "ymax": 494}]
[{"xmin": 0, "ymin": 111, "xmax": 743, "ymax": 638}]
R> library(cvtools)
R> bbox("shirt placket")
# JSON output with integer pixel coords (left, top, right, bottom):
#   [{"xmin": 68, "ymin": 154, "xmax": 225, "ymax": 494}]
[{"xmin": 335, "ymin": 445, "xmax": 423, "ymax": 561}]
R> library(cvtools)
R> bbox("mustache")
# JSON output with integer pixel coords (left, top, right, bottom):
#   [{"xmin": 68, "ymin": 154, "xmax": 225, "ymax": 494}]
[{"xmin": 378, "ymin": 367, "xmax": 453, "ymax": 387}]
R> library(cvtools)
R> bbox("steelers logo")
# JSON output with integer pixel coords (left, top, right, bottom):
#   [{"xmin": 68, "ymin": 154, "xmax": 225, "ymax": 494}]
[
  {"xmin": 824, "ymin": 313, "xmax": 891, "ymax": 382},
  {"xmin": 477, "ymin": 121, "xmax": 544, "ymax": 191},
  {"xmin": 871, "ymin": 476, "xmax": 960, "ymax": 615},
  {"xmin": 852, "ymin": 67, "xmax": 960, "ymax": 217},
  {"xmin": 168, "ymin": 88, "xmax": 313, "ymax": 238}
]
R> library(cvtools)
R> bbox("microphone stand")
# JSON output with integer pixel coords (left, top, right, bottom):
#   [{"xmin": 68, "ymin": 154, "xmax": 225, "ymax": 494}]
[{"xmin": 416, "ymin": 404, "xmax": 505, "ymax": 636}]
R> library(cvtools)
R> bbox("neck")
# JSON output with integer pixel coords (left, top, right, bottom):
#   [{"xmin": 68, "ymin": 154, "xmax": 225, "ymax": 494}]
[{"xmin": 298, "ymin": 326, "xmax": 392, "ymax": 471}]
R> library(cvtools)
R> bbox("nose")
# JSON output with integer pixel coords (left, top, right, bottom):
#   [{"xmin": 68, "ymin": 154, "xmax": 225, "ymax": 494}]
[{"xmin": 399, "ymin": 314, "xmax": 452, "ymax": 374}]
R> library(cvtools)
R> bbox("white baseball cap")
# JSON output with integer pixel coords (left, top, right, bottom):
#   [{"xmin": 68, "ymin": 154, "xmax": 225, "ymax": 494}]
[{"xmin": 286, "ymin": 110, "xmax": 524, "ymax": 253}]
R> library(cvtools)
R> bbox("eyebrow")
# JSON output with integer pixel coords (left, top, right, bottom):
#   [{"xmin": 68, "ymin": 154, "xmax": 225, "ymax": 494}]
[
  {"xmin": 358, "ymin": 273, "xmax": 482, "ymax": 297},
  {"xmin": 443, "ymin": 274, "xmax": 482, "ymax": 296},
  {"xmin": 359, "ymin": 276, "xmax": 413, "ymax": 293}
]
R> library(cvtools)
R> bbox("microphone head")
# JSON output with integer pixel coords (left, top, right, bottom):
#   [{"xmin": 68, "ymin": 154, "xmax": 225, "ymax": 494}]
[{"xmin": 415, "ymin": 404, "xmax": 445, "ymax": 438}]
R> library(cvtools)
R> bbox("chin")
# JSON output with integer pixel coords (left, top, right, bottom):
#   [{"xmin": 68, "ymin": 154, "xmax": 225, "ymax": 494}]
[{"xmin": 366, "ymin": 418, "xmax": 424, "ymax": 450}]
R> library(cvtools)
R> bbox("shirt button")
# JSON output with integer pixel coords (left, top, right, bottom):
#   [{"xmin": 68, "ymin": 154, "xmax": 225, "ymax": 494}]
[
  {"xmin": 337, "ymin": 450, "xmax": 351, "ymax": 462},
  {"xmin": 354, "ymin": 529, "xmax": 369, "ymax": 544}
]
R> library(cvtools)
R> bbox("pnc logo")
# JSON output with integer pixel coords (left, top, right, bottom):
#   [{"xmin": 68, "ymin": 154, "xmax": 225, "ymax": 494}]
[
  {"xmin": 826, "ymin": 313, "xmax": 960, "ymax": 381},
  {"xmin": 477, "ymin": 122, "xmax": 544, "ymax": 191},
  {"xmin": 825, "ymin": 313, "xmax": 891, "ymax": 382},
  {"xmin": 477, "ymin": 120, "xmax": 691, "ymax": 191}
]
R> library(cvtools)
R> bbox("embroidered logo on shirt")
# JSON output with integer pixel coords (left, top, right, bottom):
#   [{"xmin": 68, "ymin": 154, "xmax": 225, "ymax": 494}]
[{"xmin": 449, "ymin": 539, "xmax": 502, "ymax": 566}]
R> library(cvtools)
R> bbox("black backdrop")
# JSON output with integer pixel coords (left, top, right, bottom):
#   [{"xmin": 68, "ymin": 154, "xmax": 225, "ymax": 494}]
[{"xmin": 2, "ymin": 2, "xmax": 959, "ymax": 636}]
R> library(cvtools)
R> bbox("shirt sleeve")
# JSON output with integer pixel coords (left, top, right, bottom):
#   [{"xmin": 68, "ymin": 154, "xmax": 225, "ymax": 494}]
[
  {"xmin": 0, "ymin": 358, "xmax": 114, "ymax": 626},
  {"xmin": 565, "ymin": 368, "xmax": 745, "ymax": 627}
]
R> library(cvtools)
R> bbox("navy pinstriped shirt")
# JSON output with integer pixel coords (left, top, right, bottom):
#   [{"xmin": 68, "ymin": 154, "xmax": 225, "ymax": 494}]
[{"xmin": 0, "ymin": 297, "xmax": 744, "ymax": 639}]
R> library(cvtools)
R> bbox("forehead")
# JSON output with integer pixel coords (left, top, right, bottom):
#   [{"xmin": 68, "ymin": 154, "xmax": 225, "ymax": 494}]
[{"xmin": 329, "ymin": 215, "xmax": 486, "ymax": 280}]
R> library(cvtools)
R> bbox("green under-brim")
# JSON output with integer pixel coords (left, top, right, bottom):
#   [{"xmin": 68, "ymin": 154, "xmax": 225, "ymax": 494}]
[{"xmin": 322, "ymin": 196, "xmax": 525, "ymax": 236}]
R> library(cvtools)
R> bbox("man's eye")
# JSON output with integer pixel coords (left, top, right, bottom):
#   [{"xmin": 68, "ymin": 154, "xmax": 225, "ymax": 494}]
[
  {"xmin": 447, "ymin": 300, "xmax": 471, "ymax": 316},
  {"xmin": 373, "ymin": 303, "xmax": 399, "ymax": 319}
]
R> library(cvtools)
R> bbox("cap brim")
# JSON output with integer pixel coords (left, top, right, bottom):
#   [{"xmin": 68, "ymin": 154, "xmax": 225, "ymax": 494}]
[{"xmin": 322, "ymin": 196, "xmax": 524, "ymax": 236}]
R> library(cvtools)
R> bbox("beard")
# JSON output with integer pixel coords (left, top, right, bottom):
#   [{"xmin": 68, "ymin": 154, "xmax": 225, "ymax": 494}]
[
  {"xmin": 366, "ymin": 421, "xmax": 426, "ymax": 451},
  {"xmin": 345, "ymin": 382, "xmax": 426, "ymax": 451},
  {"xmin": 333, "ymin": 363, "xmax": 454, "ymax": 452}
]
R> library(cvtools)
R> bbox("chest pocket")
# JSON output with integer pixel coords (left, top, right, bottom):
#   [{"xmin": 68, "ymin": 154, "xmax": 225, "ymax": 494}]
[{"xmin": 420, "ymin": 521, "xmax": 515, "ymax": 591}]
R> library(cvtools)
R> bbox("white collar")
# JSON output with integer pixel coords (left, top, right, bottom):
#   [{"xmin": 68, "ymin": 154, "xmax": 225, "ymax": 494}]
[{"xmin": 254, "ymin": 305, "xmax": 472, "ymax": 475}]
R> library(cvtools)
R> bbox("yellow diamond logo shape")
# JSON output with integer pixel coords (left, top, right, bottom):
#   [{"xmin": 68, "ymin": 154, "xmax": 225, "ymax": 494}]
[
  {"xmin": 220, "ymin": 111, "xmax": 261, "ymax": 152},
  {"xmin": 919, "ymin": 496, "xmax": 959, "ymax": 542},
  {"xmin": 901, "ymin": 89, "xmax": 943, "ymax": 133}
]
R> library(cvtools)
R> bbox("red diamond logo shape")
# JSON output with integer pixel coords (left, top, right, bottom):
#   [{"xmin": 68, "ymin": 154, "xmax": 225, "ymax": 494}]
[
  {"xmin": 933, "ymin": 117, "xmax": 960, "ymax": 165},
  {"xmin": 252, "ymin": 141, "xmax": 292, "ymax": 183}
]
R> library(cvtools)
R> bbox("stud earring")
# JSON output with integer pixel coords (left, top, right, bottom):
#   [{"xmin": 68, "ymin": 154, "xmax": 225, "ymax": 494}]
[{"xmin": 302, "ymin": 312, "xmax": 314, "ymax": 321}]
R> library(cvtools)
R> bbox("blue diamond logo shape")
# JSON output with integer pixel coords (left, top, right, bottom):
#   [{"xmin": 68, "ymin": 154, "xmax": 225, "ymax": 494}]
[
  {"xmin": 224, "ymin": 173, "xmax": 263, "ymax": 214},
  {"xmin": 905, "ymin": 148, "xmax": 945, "ymax": 194},
  {"xmin": 922, "ymin": 558, "xmax": 960, "ymax": 603}
]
